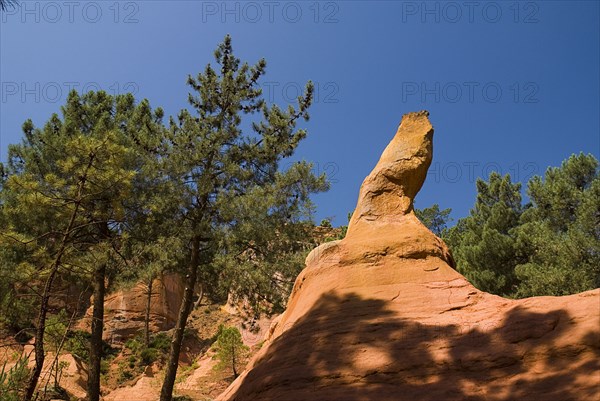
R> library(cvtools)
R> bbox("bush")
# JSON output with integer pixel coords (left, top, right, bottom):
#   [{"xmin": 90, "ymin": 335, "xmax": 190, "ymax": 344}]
[
  {"xmin": 149, "ymin": 332, "xmax": 171, "ymax": 352},
  {"xmin": 0, "ymin": 353, "xmax": 30, "ymax": 401},
  {"xmin": 116, "ymin": 365, "xmax": 134, "ymax": 385},
  {"xmin": 320, "ymin": 219, "xmax": 332, "ymax": 228},
  {"xmin": 100, "ymin": 359, "xmax": 110, "ymax": 376},
  {"xmin": 122, "ymin": 332, "xmax": 170, "ymax": 369},
  {"xmin": 140, "ymin": 348, "xmax": 158, "ymax": 365},
  {"xmin": 124, "ymin": 337, "xmax": 142, "ymax": 353}
]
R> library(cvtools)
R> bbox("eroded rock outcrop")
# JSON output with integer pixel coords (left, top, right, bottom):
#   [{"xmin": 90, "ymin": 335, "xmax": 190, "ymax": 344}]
[
  {"xmin": 217, "ymin": 111, "xmax": 600, "ymax": 401},
  {"xmin": 78, "ymin": 273, "xmax": 185, "ymax": 343}
]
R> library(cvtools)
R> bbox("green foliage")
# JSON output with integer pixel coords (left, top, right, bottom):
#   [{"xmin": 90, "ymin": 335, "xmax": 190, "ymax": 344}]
[
  {"xmin": 211, "ymin": 323, "xmax": 225, "ymax": 343},
  {"xmin": 116, "ymin": 332, "xmax": 171, "ymax": 385},
  {"xmin": 0, "ymin": 89, "xmax": 165, "ymax": 397},
  {"xmin": 140, "ymin": 348, "xmax": 159, "ymax": 365},
  {"xmin": 149, "ymin": 332, "xmax": 171, "ymax": 353},
  {"xmin": 61, "ymin": 329, "xmax": 116, "ymax": 367},
  {"xmin": 116, "ymin": 363, "xmax": 135, "ymax": 385},
  {"xmin": 45, "ymin": 310, "xmax": 68, "ymax": 352},
  {"xmin": 446, "ymin": 172, "xmax": 523, "ymax": 296},
  {"xmin": 0, "ymin": 223, "xmax": 37, "ymax": 336},
  {"xmin": 39, "ymin": 383, "xmax": 70, "ymax": 401},
  {"xmin": 212, "ymin": 326, "xmax": 249, "ymax": 377},
  {"xmin": 124, "ymin": 332, "xmax": 171, "ymax": 367},
  {"xmin": 64, "ymin": 330, "xmax": 90, "ymax": 362},
  {"xmin": 514, "ymin": 153, "xmax": 599, "ymax": 297},
  {"xmin": 158, "ymin": 35, "xmax": 329, "ymax": 315},
  {"xmin": 334, "ymin": 210, "xmax": 354, "ymax": 240},
  {"xmin": 415, "ymin": 204, "xmax": 453, "ymax": 237},
  {"xmin": 320, "ymin": 219, "xmax": 332, "ymax": 228},
  {"xmin": 446, "ymin": 154, "xmax": 599, "ymax": 298},
  {"xmin": 0, "ymin": 90, "xmax": 165, "ymax": 373},
  {"xmin": 174, "ymin": 359, "xmax": 200, "ymax": 384},
  {"xmin": 0, "ymin": 36, "xmax": 329, "ymax": 401},
  {"xmin": 100, "ymin": 358, "xmax": 110, "ymax": 376},
  {"xmin": 0, "ymin": 352, "xmax": 30, "ymax": 401}
]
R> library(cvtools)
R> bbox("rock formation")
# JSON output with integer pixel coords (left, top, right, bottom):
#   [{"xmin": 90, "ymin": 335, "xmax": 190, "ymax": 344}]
[
  {"xmin": 217, "ymin": 111, "xmax": 600, "ymax": 401},
  {"xmin": 78, "ymin": 273, "xmax": 185, "ymax": 343}
]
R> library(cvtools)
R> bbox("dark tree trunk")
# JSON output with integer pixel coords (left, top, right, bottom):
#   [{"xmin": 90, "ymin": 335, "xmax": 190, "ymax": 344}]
[
  {"xmin": 87, "ymin": 262, "xmax": 106, "ymax": 401},
  {"xmin": 23, "ymin": 270, "xmax": 57, "ymax": 401},
  {"xmin": 193, "ymin": 282, "xmax": 204, "ymax": 309},
  {"xmin": 144, "ymin": 276, "xmax": 154, "ymax": 348},
  {"xmin": 159, "ymin": 236, "xmax": 200, "ymax": 401},
  {"xmin": 22, "ymin": 156, "xmax": 93, "ymax": 401},
  {"xmin": 232, "ymin": 344, "xmax": 238, "ymax": 378}
]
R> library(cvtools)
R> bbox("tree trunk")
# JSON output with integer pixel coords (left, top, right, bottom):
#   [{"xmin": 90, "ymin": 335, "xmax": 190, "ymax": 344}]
[
  {"xmin": 23, "ymin": 271, "xmax": 56, "ymax": 401},
  {"xmin": 144, "ymin": 276, "xmax": 154, "ymax": 348},
  {"xmin": 159, "ymin": 236, "xmax": 200, "ymax": 401},
  {"xmin": 22, "ymin": 165, "xmax": 92, "ymax": 401},
  {"xmin": 232, "ymin": 344, "xmax": 238, "ymax": 378},
  {"xmin": 193, "ymin": 282, "xmax": 204, "ymax": 309},
  {"xmin": 87, "ymin": 262, "xmax": 106, "ymax": 401}
]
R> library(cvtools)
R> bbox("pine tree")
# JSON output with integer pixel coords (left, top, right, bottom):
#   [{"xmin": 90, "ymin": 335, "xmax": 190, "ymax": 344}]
[
  {"xmin": 446, "ymin": 173, "xmax": 524, "ymax": 296},
  {"xmin": 514, "ymin": 153, "xmax": 599, "ymax": 296},
  {"xmin": 1, "ymin": 90, "xmax": 164, "ymax": 401},
  {"xmin": 157, "ymin": 35, "xmax": 328, "ymax": 401},
  {"xmin": 415, "ymin": 204, "xmax": 453, "ymax": 236},
  {"xmin": 213, "ymin": 326, "xmax": 249, "ymax": 378}
]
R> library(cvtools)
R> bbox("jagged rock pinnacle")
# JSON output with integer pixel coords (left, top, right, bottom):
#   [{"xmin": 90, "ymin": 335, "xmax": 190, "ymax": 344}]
[{"xmin": 347, "ymin": 110, "xmax": 433, "ymax": 236}]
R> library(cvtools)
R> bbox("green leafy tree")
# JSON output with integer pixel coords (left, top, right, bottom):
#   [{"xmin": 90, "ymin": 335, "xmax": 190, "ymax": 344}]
[
  {"xmin": 514, "ymin": 153, "xmax": 599, "ymax": 296},
  {"xmin": 415, "ymin": 203, "xmax": 453, "ymax": 236},
  {"xmin": 1, "ymin": 90, "xmax": 163, "ymax": 401},
  {"xmin": 446, "ymin": 173, "xmax": 524, "ymax": 296},
  {"xmin": 213, "ymin": 326, "xmax": 249, "ymax": 378},
  {"xmin": 157, "ymin": 36, "xmax": 328, "ymax": 401}
]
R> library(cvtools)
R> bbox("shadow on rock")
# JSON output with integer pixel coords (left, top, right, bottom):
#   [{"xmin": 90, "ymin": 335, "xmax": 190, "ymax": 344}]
[{"xmin": 226, "ymin": 292, "xmax": 599, "ymax": 401}]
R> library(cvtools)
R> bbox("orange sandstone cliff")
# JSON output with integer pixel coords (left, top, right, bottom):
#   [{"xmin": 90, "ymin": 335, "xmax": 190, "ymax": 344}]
[
  {"xmin": 78, "ymin": 273, "xmax": 185, "ymax": 343},
  {"xmin": 217, "ymin": 111, "xmax": 600, "ymax": 401}
]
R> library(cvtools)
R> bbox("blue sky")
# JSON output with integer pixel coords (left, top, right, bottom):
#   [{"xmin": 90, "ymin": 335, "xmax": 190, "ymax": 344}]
[{"xmin": 1, "ymin": 1, "xmax": 599, "ymax": 226}]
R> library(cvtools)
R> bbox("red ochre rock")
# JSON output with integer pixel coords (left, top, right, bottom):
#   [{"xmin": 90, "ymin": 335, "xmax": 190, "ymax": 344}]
[
  {"xmin": 78, "ymin": 273, "xmax": 185, "ymax": 343},
  {"xmin": 217, "ymin": 111, "xmax": 600, "ymax": 401}
]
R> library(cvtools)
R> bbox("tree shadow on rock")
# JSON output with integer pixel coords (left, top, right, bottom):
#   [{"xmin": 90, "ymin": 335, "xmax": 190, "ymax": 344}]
[{"xmin": 227, "ymin": 292, "xmax": 599, "ymax": 401}]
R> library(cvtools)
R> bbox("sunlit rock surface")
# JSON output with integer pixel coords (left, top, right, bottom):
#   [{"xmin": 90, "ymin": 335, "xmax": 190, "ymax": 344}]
[{"xmin": 217, "ymin": 111, "xmax": 600, "ymax": 401}]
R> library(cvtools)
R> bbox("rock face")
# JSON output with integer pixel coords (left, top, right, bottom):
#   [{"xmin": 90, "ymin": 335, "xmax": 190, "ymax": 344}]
[
  {"xmin": 217, "ymin": 111, "xmax": 600, "ymax": 401},
  {"xmin": 15, "ymin": 347, "xmax": 89, "ymax": 399},
  {"xmin": 78, "ymin": 273, "xmax": 185, "ymax": 343}
]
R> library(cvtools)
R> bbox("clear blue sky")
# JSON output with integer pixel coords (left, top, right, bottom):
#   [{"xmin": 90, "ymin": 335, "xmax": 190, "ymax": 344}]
[{"xmin": 1, "ymin": 1, "xmax": 599, "ymax": 225}]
